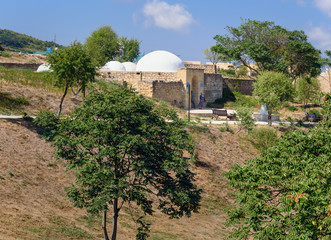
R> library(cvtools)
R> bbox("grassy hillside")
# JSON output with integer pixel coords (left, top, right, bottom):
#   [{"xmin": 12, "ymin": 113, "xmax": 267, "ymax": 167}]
[
  {"xmin": 0, "ymin": 29, "xmax": 62, "ymax": 52},
  {"xmin": 0, "ymin": 68, "xmax": 263, "ymax": 239}
]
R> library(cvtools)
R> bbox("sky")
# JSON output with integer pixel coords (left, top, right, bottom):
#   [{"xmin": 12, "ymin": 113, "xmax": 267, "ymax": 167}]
[{"xmin": 1, "ymin": 0, "xmax": 331, "ymax": 63}]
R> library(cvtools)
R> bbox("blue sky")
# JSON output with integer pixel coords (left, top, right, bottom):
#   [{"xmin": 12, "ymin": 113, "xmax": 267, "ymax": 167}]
[{"xmin": 1, "ymin": 0, "xmax": 331, "ymax": 62}]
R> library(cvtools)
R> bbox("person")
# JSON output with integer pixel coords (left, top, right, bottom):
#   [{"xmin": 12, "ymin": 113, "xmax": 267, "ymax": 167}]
[
  {"xmin": 198, "ymin": 93, "xmax": 205, "ymax": 109},
  {"xmin": 191, "ymin": 91, "xmax": 196, "ymax": 109}
]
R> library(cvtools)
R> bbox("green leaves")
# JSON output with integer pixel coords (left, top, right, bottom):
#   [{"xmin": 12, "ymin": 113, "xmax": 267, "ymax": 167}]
[
  {"xmin": 224, "ymin": 123, "xmax": 331, "ymax": 239},
  {"xmin": 213, "ymin": 19, "xmax": 322, "ymax": 79},
  {"xmin": 53, "ymin": 87, "xmax": 201, "ymax": 239}
]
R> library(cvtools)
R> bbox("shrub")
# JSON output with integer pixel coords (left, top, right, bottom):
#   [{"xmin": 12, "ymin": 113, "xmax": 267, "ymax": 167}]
[
  {"xmin": 236, "ymin": 107, "xmax": 254, "ymax": 131},
  {"xmin": 308, "ymin": 109, "xmax": 320, "ymax": 117},
  {"xmin": 1, "ymin": 51, "xmax": 10, "ymax": 57},
  {"xmin": 288, "ymin": 106, "xmax": 298, "ymax": 112},
  {"xmin": 248, "ymin": 127, "xmax": 278, "ymax": 151},
  {"xmin": 33, "ymin": 110, "xmax": 59, "ymax": 140}
]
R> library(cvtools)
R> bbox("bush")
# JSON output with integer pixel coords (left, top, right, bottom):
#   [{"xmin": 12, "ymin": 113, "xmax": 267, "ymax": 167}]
[
  {"xmin": 236, "ymin": 107, "xmax": 254, "ymax": 131},
  {"xmin": 33, "ymin": 110, "xmax": 59, "ymax": 140},
  {"xmin": 308, "ymin": 109, "xmax": 320, "ymax": 117},
  {"xmin": 231, "ymin": 91, "xmax": 259, "ymax": 108},
  {"xmin": 248, "ymin": 127, "xmax": 278, "ymax": 151},
  {"xmin": 1, "ymin": 51, "xmax": 10, "ymax": 57},
  {"xmin": 288, "ymin": 106, "xmax": 298, "ymax": 112}
]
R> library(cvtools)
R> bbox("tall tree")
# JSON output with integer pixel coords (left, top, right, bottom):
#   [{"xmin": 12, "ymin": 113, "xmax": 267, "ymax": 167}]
[
  {"xmin": 47, "ymin": 41, "xmax": 96, "ymax": 117},
  {"xmin": 213, "ymin": 19, "xmax": 322, "ymax": 79},
  {"xmin": 224, "ymin": 121, "xmax": 331, "ymax": 239},
  {"xmin": 296, "ymin": 76, "xmax": 321, "ymax": 113},
  {"xmin": 203, "ymin": 47, "xmax": 222, "ymax": 73},
  {"xmin": 116, "ymin": 37, "xmax": 140, "ymax": 62},
  {"xmin": 253, "ymin": 71, "xmax": 294, "ymax": 125},
  {"xmin": 85, "ymin": 25, "xmax": 119, "ymax": 67},
  {"xmin": 53, "ymin": 87, "xmax": 201, "ymax": 240}
]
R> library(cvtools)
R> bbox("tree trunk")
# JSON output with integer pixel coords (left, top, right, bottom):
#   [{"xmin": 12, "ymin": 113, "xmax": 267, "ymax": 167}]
[
  {"xmin": 111, "ymin": 199, "xmax": 119, "ymax": 240},
  {"xmin": 102, "ymin": 211, "xmax": 110, "ymax": 240},
  {"xmin": 268, "ymin": 113, "xmax": 272, "ymax": 126},
  {"xmin": 57, "ymin": 85, "xmax": 68, "ymax": 117}
]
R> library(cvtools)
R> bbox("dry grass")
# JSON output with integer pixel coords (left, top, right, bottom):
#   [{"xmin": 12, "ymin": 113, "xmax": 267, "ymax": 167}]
[
  {"xmin": 0, "ymin": 53, "xmax": 46, "ymax": 64},
  {"xmin": 0, "ymin": 118, "xmax": 258, "ymax": 240}
]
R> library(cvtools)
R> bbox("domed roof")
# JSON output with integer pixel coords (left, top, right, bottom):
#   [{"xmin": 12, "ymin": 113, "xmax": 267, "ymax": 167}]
[
  {"xmin": 122, "ymin": 62, "xmax": 136, "ymax": 71},
  {"xmin": 136, "ymin": 50, "xmax": 184, "ymax": 72},
  {"xmin": 100, "ymin": 61, "xmax": 126, "ymax": 72},
  {"xmin": 36, "ymin": 63, "xmax": 52, "ymax": 72}
]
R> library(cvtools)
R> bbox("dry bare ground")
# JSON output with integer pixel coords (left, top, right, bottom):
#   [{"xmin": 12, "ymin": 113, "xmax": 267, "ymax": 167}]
[
  {"xmin": 0, "ymin": 117, "xmax": 258, "ymax": 239},
  {"xmin": 0, "ymin": 53, "xmax": 46, "ymax": 64}
]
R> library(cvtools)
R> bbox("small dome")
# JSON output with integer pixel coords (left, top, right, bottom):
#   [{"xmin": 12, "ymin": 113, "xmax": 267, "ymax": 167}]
[
  {"xmin": 122, "ymin": 62, "xmax": 136, "ymax": 71},
  {"xmin": 36, "ymin": 63, "xmax": 52, "ymax": 72},
  {"xmin": 136, "ymin": 50, "xmax": 184, "ymax": 72},
  {"xmin": 100, "ymin": 61, "xmax": 126, "ymax": 71}
]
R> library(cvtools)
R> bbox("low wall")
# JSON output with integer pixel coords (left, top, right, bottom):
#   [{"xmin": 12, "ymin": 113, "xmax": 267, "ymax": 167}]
[
  {"xmin": 153, "ymin": 81, "xmax": 185, "ymax": 108},
  {"xmin": 0, "ymin": 63, "xmax": 41, "ymax": 71},
  {"xmin": 223, "ymin": 78, "xmax": 255, "ymax": 95}
]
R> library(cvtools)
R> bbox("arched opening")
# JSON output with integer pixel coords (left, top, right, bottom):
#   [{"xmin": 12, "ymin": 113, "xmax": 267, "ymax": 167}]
[{"xmin": 191, "ymin": 76, "xmax": 198, "ymax": 109}]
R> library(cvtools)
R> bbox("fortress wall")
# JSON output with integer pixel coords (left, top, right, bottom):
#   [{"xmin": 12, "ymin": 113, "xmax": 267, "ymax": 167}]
[
  {"xmin": 204, "ymin": 73, "xmax": 223, "ymax": 103},
  {"xmin": 317, "ymin": 70, "xmax": 331, "ymax": 93},
  {"xmin": 185, "ymin": 64, "xmax": 215, "ymax": 74},
  {"xmin": 223, "ymin": 78, "xmax": 256, "ymax": 95},
  {"xmin": 153, "ymin": 81, "xmax": 185, "ymax": 108}
]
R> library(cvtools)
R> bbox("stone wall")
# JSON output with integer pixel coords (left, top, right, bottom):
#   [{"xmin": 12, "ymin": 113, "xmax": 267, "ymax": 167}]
[
  {"xmin": 185, "ymin": 63, "xmax": 215, "ymax": 74},
  {"xmin": 153, "ymin": 81, "xmax": 185, "ymax": 108},
  {"xmin": 317, "ymin": 69, "xmax": 331, "ymax": 93},
  {"xmin": 0, "ymin": 62, "xmax": 41, "ymax": 71},
  {"xmin": 223, "ymin": 78, "xmax": 255, "ymax": 95},
  {"xmin": 204, "ymin": 73, "xmax": 223, "ymax": 103}
]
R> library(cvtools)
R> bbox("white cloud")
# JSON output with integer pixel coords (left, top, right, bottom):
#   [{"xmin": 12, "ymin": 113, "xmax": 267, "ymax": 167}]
[
  {"xmin": 308, "ymin": 25, "xmax": 331, "ymax": 50},
  {"xmin": 314, "ymin": 0, "xmax": 331, "ymax": 17},
  {"xmin": 142, "ymin": 0, "xmax": 195, "ymax": 33}
]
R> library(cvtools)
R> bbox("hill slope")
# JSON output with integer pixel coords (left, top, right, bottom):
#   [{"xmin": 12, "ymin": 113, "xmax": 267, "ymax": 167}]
[{"xmin": 0, "ymin": 29, "xmax": 62, "ymax": 52}]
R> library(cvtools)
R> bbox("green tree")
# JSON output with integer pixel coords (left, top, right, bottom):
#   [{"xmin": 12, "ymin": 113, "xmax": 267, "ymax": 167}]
[
  {"xmin": 213, "ymin": 19, "xmax": 322, "ymax": 79},
  {"xmin": 204, "ymin": 47, "xmax": 223, "ymax": 73},
  {"xmin": 253, "ymin": 71, "xmax": 294, "ymax": 125},
  {"xmin": 53, "ymin": 87, "xmax": 201, "ymax": 240},
  {"xmin": 224, "ymin": 122, "xmax": 331, "ymax": 239},
  {"xmin": 85, "ymin": 25, "xmax": 119, "ymax": 67},
  {"xmin": 296, "ymin": 76, "xmax": 321, "ymax": 113},
  {"xmin": 236, "ymin": 106, "xmax": 254, "ymax": 132},
  {"xmin": 47, "ymin": 41, "xmax": 96, "ymax": 117},
  {"xmin": 116, "ymin": 37, "xmax": 140, "ymax": 62}
]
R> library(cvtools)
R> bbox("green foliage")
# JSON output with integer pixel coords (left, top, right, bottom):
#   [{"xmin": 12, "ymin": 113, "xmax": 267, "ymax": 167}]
[
  {"xmin": 85, "ymin": 25, "xmax": 119, "ymax": 67},
  {"xmin": 47, "ymin": 41, "xmax": 96, "ymax": 116},
  {"xmin": 0, "ymin": 29, "xmax": 62, "ymax": 52},
  {"xmin": 116, "ymin": 37, "xmax": 140, "ymax": 62},
  {"xmin": 236, "ymin": 107, "xmax": 254, "ymax": 131},
  {"xmin": 219, "ymin": 68, "xmax": 236, "ymax": 76},
  {"xmin": 1, "ymin": 51, "xmax": 10, "ymax": 57},
  {"xmin": 53, "ymin": 87, "xmax": 201, "ymax": 239},
  {"xmin": 224, "ymin": 123, "xmax": 331, "ymax": 239},
  {"xmin": 296, "ymin": 76, "xmax": 321, "ymax": 108},
  {"xmin": 33, "ymin": 110, "xmax": 59, "ymax": 141},
  {"xmin": 248, "ymin": 127, "xmax": 278, "ymax": 151},
  {"xmin": 322, "ymin": 95, "xmax": 331, "ymax": 119},
  {"xmin": 213, "ymin": 19, "xmax": 322, "ymax": 79},
  {"xmin": 288, "ymin": 106, "xmax": 298, "ymax": 112},
  {"xmin": 254, "ymin": 71, "xmax": 294, "ymax": 125},
  {"xmin": 308, "ymin": 109, "xmax": 320, "ymax": 117},
  {"xmin": 0, "ymin": 67, "xmax": 57, "ymax": 90},
  {"xmin": 236, "ymin": 65, "xmax": 248, "ymax": 77},
  {"xmin": 230, "ymin": 91, "xmax": 259, "ymax": 108},
  {"xmin": 0, "ymin": 44, "xmax": 4, "ymax": 51}
]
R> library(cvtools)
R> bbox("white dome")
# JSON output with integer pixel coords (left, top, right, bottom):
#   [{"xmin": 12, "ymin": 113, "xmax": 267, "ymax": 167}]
[
  {"xmin": 136, "ymin": 50, "xmax": 184, "ymax": 72},
  {"xmin": 122, "ymin": 62, "xmax": 136, "ymax": 71},
  {"xmin": 36, "ymin": 63, "xmax": 52, "ymax": 72},
  {"xmin": 100, "ymin": 61, "xmax": 126, "ymax": 72}
]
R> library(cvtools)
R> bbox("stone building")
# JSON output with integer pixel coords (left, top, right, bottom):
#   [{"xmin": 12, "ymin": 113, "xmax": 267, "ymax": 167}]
[{"xmin": 101, "ymin": 50, "xmax": 223, "ymax": 109}]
